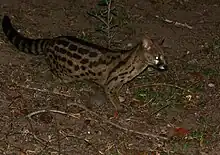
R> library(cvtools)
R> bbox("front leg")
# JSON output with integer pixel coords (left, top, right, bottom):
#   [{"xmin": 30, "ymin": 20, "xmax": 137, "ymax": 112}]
[{"xmin": 105, "ymin": 83, "xmax": 123, "ymax": 112}]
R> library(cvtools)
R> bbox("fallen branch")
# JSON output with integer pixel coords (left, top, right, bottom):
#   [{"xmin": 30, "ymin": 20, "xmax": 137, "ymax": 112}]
[
  {"xmin": 155, "ymin": 15, "xmax": 193, "ymax": 29},
  {"xmin": 26, "ymin": 109, "xmax": 80, "ymax": 119},
  {"xmin": 68, "ymin": 102, "xmax": 168, "ymax": 140}
]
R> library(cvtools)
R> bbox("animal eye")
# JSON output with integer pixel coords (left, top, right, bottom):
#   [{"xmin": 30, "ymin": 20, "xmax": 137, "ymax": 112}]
[{"xmin": 155, "ymin": 56, "xmax": 159, "ymax": 60}]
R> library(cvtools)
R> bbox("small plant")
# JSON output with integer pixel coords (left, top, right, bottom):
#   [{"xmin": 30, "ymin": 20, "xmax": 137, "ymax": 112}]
[{"xmin": 87, "ymin": 0, "xmax": 118, "ymax": 48}]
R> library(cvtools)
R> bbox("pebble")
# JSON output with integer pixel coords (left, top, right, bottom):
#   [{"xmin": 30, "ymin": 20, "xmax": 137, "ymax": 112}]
[{"xmin": 208, "ymin": 83, "xmax": 215, "ymax": 88}]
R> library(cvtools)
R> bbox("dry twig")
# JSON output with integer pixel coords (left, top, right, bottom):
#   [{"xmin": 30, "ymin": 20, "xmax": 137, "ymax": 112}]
[
  {"xmin": 155, "ymin": 15, "xmax": 193, "ymax": 29},
  {"xmin": 87, "ymin": 12, "xmax": 108, "ymax": 27},
  {"xmin": 150, "ymin": 94, "xmax": 176, "ymax": 116},
  {"xmin": 68, "ymin": 102, "xmax": 168, "ymax": 140},
  {"xmin": 26, "ymin": 109, "xmax": 80, "ymax": 119}
]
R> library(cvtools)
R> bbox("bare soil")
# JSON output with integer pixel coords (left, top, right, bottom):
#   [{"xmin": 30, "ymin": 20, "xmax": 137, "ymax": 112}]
[{"xmin": 0, "ymin": 0, "xmax": 220, "ymax": 154}]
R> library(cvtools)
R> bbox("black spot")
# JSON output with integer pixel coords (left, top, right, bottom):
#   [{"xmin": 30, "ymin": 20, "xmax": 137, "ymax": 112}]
[
  {"xmin": 55, "ymin": 63, "xmax": 59, "ymax": 69},
  {"xmin": 119, "ymin": 72, "xmax": 128, "ymax": 77},
  {"xmin": 53, "ymin": 59, "xmax": 57, "ymax": 65},
  {"xmin": 78, "ymin": 48, "xmax": 89, "ymax": 55},
  {"xmin": 49, "ymin": 54, "xmax": 53, "ymax": 59},
  {"xmin": 98, "ymin": 58, "xmax": 107, "ymax": 64},
  {"xmin": 112, "ymin": 56, "xmax": 117, "ymax": 60},
  {"xmin": 54, "ymin": 46, "xmax": 59, "ymax": 52},
  {"xmin": 89, "ymin": 52, "xmax": 98, "ymax": 57},
  {"xmin": 67, "ymin": 68, "xmax": 72, "ymax": 73},
  {"xmin": 56, "ymin": 39, "xmax": 69, "ymax": 46},
  {"xmin": 88, "ymin": 70, "xmax": 96, "ymax": 76},
  {"xmin": 98, "ymin": 72, "xmax": 102, "ymax": 76},
  {"xmin": 59, "ymin": 48, "xmax": 67, "ymax": 54},
  {"xmin": 80, "ymin": 73, "xmax": 85, "ymax": 76},
  {"xmin": 107, "ymin": 76, "xmax": 118, "ymax": 85},
  {"xmin": 117, "ymin": 61, "xmax": 126, "ymax": 68},
  {"xmin": 80, "ymin": 58, "xmax": 89, "ymax": 64},
  {"xmin": 75, "ymin": 65, "xmax": 79, "ymax": 71},
  {"xmin": 129, "ymin": 67, "xmax": 135, "ymax": 73},
  {"xmin": 54, "ymin": 54, "xmax": 58, "ymax": 60},
  {"xmin": 113, "ymin": 77, "xmax": 118, "ymax": 81},
  {"xmin": 67, "ymin": 60, "xmax": 73, "ymax": 66},
  {"xmin": 89, "ymin": 61, "xmax": 99, "ymax": 68},
  {"xmin": 81, "ymin": 66, "xmax": 86, "ymax": 70},
  {"xmin": 67, "ymin": 51, "xmax": 72, "ymax": 57},
  {"xmin": 60, "ymin": 57, "xmax": 67, "ymax": 62},
  {"xmin": 69, "ymin": 44, "xmax": 77, "ymax": 51},
  {"xmin": 72, "ymin": 53, "xmax": 82, "ymax": 60},
  {"xmin": 85, "ymin": 72, "xmax": 89, "ymax": 76},
  {"xmin": 75, "ymin": 75, "xmax": 80, "ymax": 78}
]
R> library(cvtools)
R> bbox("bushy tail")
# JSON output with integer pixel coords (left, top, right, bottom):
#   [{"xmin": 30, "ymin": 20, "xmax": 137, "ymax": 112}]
[{"xmin": 2, "ymin": 15, "xmax": 48, "ymax": 55}]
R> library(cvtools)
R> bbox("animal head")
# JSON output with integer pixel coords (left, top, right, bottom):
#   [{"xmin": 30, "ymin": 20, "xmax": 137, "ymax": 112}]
[{"xmin": 141, "ymin": 36, "xmax": 168, "ymax": 71}]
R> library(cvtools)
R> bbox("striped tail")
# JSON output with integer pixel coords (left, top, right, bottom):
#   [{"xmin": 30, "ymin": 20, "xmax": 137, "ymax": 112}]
[{"xmin": 2, "ymin": 15, "xmax": 48, "ymax": 55}]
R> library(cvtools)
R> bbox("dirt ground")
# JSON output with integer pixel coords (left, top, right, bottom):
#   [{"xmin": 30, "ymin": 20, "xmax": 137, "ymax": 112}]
[{"xmin": 0, "ymin": 0, "xmax": 220, "ymax": 154}]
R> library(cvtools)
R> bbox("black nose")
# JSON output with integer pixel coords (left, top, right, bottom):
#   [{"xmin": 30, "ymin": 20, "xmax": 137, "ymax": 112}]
[
  {"xmin": 163, "ymin": 65, "xmax": 168, "ymax": 70},
  {"xmin": 158, "ymin": 64, "xmax": 168, "ymax": 71}
]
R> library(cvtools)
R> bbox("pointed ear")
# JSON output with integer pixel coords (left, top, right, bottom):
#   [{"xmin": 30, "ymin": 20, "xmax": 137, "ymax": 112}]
[{"xmin": 142, "ymin": 37, "xmax": 152, "ymax": 50}]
